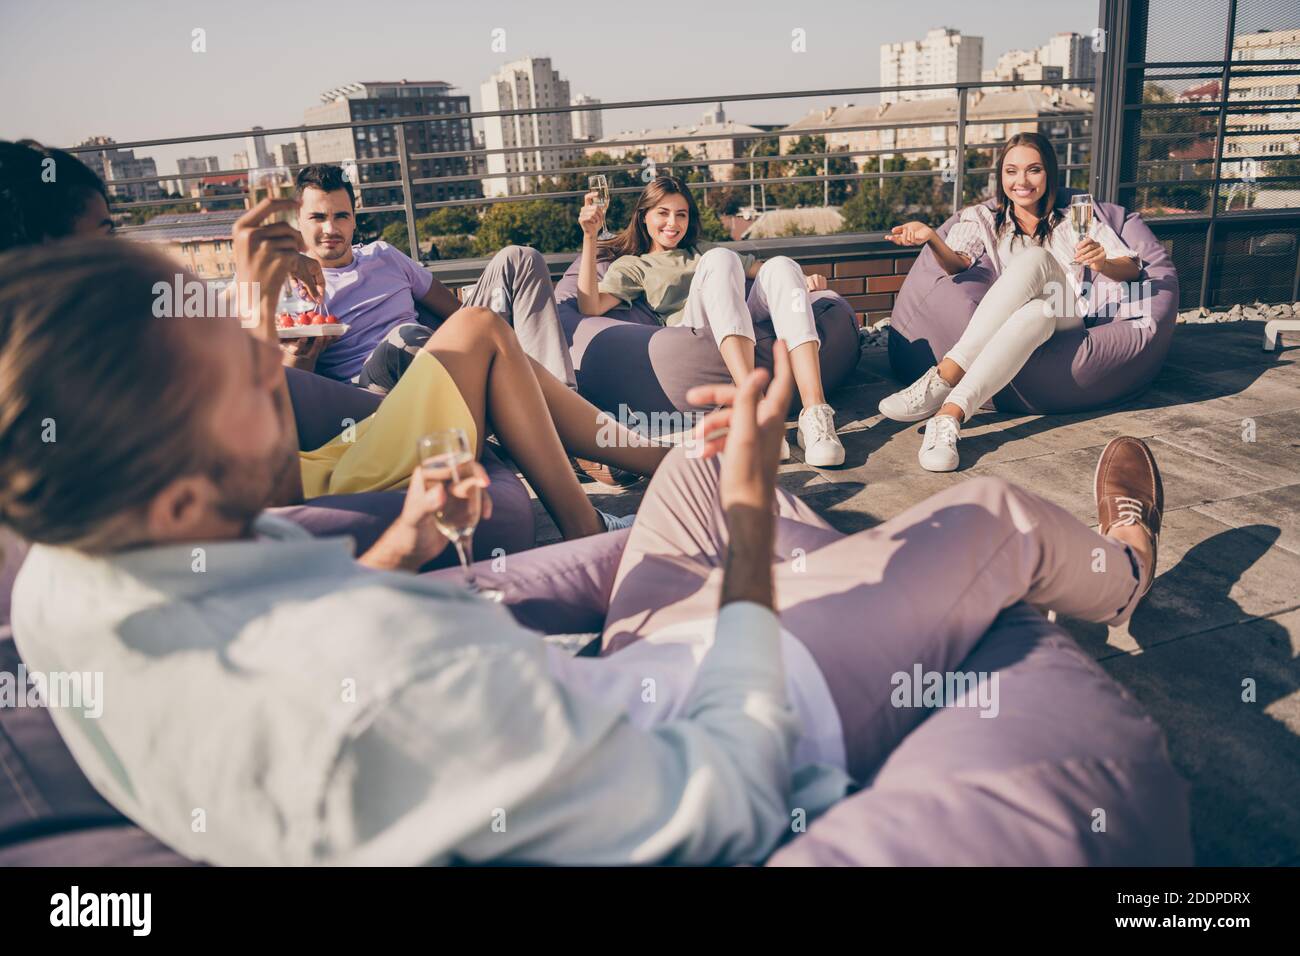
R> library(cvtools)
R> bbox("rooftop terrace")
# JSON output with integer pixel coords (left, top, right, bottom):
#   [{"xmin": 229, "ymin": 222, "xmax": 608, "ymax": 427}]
[{"xmin": 541, "ymin": 315, "xmax": 1300, "ymax": 866}]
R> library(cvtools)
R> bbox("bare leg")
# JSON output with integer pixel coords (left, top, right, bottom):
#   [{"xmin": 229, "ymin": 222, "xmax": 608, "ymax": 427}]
[
  {"xmin": 789, "ymin": 340, "xmax": 827, "ymax": 408},
  {"xmin": 422, "ymin": 307, "xmax": 603, "ymax": 539},
  {"xmin": 718, "ymin": 334, "xmax": 755, "ymax": 386},
  {"xmin": 525, "ymin": 356, "xmax": 670, "ymax": 475},
  {"xmin": 937, "ymin": 356, "xmax": 965, "ymax": 387}
]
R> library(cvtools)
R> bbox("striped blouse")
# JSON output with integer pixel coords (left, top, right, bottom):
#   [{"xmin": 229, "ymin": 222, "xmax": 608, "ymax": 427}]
[{"xmin": 944, "ymin": 203, "xmax": 1141, "ymax": 315}]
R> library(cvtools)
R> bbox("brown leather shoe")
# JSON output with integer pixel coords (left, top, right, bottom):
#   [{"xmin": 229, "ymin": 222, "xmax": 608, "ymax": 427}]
[{"xmin": 1094, "ymin": 437, "xmax": 1163, "ymax": 596}]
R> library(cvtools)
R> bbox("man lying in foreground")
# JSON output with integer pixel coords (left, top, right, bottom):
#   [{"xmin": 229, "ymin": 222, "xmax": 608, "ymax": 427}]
[{"xmin": 1, "ymin": 239, "xmax": 1163, "ymax": 865}]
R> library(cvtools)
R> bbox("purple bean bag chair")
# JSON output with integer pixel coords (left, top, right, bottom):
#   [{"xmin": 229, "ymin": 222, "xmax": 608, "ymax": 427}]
[
  {"xmin": 553, "ymin": 256, "xmax": 861, "ymax": 416},
  {"xmin": 273, "ymin": 367, "xmax": 535, "ymax": 568},
  {"xmin": 0, "ymin": 527, "xmax": 1190, "ymax": 866},
  {"xmin": 888, "ymin": 192, "xmax": 1179, "ymax": 414}
]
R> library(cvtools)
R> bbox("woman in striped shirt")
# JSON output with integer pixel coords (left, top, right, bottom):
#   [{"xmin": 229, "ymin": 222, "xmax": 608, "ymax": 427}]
[{"xmin": 878, "ymin": 132, "xmax": 1141, "ymax": 472}]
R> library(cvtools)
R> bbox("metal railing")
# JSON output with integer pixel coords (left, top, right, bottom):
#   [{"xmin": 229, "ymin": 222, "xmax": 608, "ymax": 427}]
[
  {"xmin": 1091, "ymin": 0, "xmax": 1300, "ymax": 307},
  {"xmin": 66, "ymin": 40, "xmax": 1300, "ymax": 307},
  {"xmin": 77, "ymin": 75, "xmax": 1098, "ymax": 254}
]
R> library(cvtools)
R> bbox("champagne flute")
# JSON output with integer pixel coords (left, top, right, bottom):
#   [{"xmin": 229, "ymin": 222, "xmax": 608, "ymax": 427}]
[
  {"xmin": 248, "ymin": 166, "xmax": 313, "ymax": 321},
  {"xmin": 417, "ymin": 429, "xmax": 503, "ymax": 601},
  {"xmin": 247, "ymin": 165, "xmax": 296, "ymax": 225},
  {"xmin": 589, "ymin": 174, "xmax": 615, "ymax": 240},
  {"xmin": 1069, "ymin": 193, "xmax": 1094, "ymax": 245}
]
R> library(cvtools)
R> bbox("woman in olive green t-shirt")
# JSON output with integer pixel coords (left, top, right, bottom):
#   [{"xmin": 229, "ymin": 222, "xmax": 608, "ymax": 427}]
[{"xmin": 575, "ymin": 175, "xmax": 845, "ymax": 467}]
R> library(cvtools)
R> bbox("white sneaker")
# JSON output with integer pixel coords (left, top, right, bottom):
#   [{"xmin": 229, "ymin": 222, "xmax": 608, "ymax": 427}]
[
  {"xmin": 879, "ymin": 366, "xmax": 954, "ymax": 423},
  {"xmin": 919, "ymin": 415, "xmax": 961, "ymax": 472},
  {"xmin": 797, "ymin": 403, "xmax": 845, "ymax": 467},
  {"xmin": 780, "ymin": 436, "xmax": 791, "ymax": 461}
]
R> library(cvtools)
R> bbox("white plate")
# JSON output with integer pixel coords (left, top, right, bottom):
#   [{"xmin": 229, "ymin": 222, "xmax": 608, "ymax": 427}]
[{"xmin": 277, "ymin": 323, "xmax": 349, "ymax": 339}]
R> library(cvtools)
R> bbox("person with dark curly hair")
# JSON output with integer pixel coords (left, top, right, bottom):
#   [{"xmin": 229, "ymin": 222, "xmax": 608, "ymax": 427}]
[{"xmin": 0, "ymin": 139, "xmax": 113, "ymax": 250}]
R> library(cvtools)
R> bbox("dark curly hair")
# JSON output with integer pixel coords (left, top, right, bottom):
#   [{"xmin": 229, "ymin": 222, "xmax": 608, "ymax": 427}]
[
  {"xmin": 295, "ymin": 163, "xmax": 356, "ymax": 209},
  {"xmin": 0, "ymin": 140, "xmax": 110, "ymax": 252}
]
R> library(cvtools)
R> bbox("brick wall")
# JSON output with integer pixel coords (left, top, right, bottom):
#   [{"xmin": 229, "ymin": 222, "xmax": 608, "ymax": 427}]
[
  {"xmin": 792, "ymin": 253, "xmax": 919, "ymax": 327},
  {"xmin": 435, "ymin": 239, "xmax": 920, "ymax": 327}
]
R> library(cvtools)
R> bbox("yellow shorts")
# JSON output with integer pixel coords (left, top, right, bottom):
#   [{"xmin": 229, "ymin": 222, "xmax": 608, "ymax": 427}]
[{"xmin": 299, "ymin": 350, "xmax": 478, "ymax": 498}]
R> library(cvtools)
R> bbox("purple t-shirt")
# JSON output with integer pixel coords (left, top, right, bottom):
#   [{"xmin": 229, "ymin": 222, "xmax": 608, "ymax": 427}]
[{"xmin": 314, "ymin": 241, "xmax": 435, "ymax": 382}]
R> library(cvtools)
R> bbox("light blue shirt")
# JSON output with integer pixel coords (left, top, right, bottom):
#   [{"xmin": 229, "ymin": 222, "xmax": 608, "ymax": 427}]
[{"xmin": 11, "ymin": 516, "xmax": 852, "ymax": 865}]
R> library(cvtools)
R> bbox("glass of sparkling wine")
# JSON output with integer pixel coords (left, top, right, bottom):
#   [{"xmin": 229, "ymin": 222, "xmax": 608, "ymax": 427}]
[
  {"xmin": 589, "ymin": 174, "xmax": 614, "ymax": 240},
  {"xmin": 417, "ymin": 429, "xmax": 503, "ymax": 601},
  {"xmin": 247, "ymin": 166, "xmax": 296, "ymax": 226},
  {"xmin": 1069, "ymin": 193, "xmax": 1094, "ymax": 248}
]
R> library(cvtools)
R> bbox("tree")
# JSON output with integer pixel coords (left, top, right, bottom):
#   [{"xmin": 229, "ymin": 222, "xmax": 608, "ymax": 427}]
[
  {"xmin": 473, "ymin": 200, "xmax": 577, "ymax": 256},
  {"xmin": 1133, "ymin": 82, "xmax": 1216, "ymax": 214},
  {"xmin": 696, "ymin": 205, "xmax": 731, "ymax": 242},
  {"xmin": 380, "ymin": 220, "xmax": 412, "ymax": 255},
  {"xmin": 767, "ymin": 136, "xmax": 857, "ymax": 207},
  {"xmin": 433, "ymin": 235, "xmax": 478, "ymax": 259},
  {"xmin": 840, "ymin": 155, "xmax": 950, "ymax": 232},
  {"xmin": 701, "ymin": 184, "xmax": 746, "ymax": 216},
  {"xmin": 419, "ymin": 205, "xmax": 480, "ymax": 239},
  {"xmin": 533, "ymin": 149, "xmax": 648, "ymax": 237}
]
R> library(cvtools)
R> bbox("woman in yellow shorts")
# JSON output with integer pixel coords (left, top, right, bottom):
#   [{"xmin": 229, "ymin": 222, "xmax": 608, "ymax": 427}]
[
  {"xmin": 238, "ymin": 198, "xmax": 669, "ymax": 541},
  {"xmin": 292, "ymin": 304, "xmax": 668, "ymax": 541}
]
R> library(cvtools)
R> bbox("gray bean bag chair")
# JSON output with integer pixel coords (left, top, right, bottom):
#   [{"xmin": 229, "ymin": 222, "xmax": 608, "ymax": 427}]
[
  {"xmin": 553, "ymin": 256, "xmax": 861, "ymax": 416},
  {"xmin": 888, "ymin": 191, "xmax": 1179, "ymax": 414},
  {"xmin": 272, "ymin": 368, "xmax": 536, "ymax": 568},
  {"xmin": 767, "ymin": 602, "xmax": 1192, "ymax": 865},
  {"xmin": 0, "ymin": 527, "xmax": 1190, "ymax": 866}
]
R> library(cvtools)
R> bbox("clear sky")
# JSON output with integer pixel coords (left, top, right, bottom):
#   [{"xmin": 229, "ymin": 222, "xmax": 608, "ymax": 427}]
[{"xmin": 1, "ymin": 0, "xmax": 1267, "ymax": 176}]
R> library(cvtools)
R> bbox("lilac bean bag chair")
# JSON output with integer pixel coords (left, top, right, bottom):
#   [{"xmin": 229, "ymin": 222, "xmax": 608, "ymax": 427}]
[
  {"xmin": 888, "ymin": 192, "xmax": 1179, "ymax": 414},
  {"xmin": 553, "ymin": 256, "xmax": 861, "ymax": 416},
  {"xmin": 272, "ymin": 368, "xmax": 535, "ymax": 568},
  {"xmin": 0, "ymin": 526, "xmax": 1190, "ymax": 866}
]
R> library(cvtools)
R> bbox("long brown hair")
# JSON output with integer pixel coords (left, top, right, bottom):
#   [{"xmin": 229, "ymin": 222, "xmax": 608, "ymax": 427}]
[
  {"xmin": 600, "ymin": 175, "xmax": 702, "ymax": 258},
  {"xmin": 990, "ymin": 132, "xmax": 1063, "ymax": 246}
]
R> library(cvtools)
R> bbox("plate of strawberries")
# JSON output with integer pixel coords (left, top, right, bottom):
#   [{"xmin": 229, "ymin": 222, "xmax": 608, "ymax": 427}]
[{"xmin": 276, "ymin": 310, "xmax": 348, "ymax": 338}]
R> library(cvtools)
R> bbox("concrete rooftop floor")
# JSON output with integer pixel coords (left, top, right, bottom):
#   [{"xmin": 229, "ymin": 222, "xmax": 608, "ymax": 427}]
[{"xmin": 533, "ymin": 318, "xmax": 1300, "ymax": 866}]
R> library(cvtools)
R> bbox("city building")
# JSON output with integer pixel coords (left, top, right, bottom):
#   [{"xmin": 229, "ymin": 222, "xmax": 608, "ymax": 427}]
[
  {"xmin": 74, "ymin": 136, "xmax": 163, "ymax": 202},
  {"xmin": 273, "ymin": 141, "xmax": 299, "ymax": 168},
  {"xmin": 119, "ymin": 210, "xmax": 242, "ymax": 279},
  {"xmin": 175, "ymin": 156, "xmax": 219, "ymax": 198},
  {"xmin": 1039, "ymin": 31, "xmax": 1097, "ymax": 83},
  {"xmin": 590, "ymin": 105, "xmax": 766, "ymax": 182},
  {"xmin": 304, "ymin": 79, "xmax": 480, "ymax": 209},
  {"xmin": 880, "ymin": 28, "xmax": 983, "ymax": 105},
  {"xmin": 983, "ymin": 33, "xmax": 1095, "ymax": 91},
  {"xmin": 983, "ymin": 49, "xmax": 1064, "ymax": 89},
  {"xmin": 1224, "ymin": 28, "xmax": 1300, "ymax": 167},
  {"xmin": 480, "ymin": 57, "xmax": 581, "ymax": 197},
  {"xmin": 196, "ymin": 173, "xmax": 248, "ymax": 213},
  {"xmin": 245, "ymin": 126, "xmax": 272, "ymax": 170},
  {"xmin": 779, "ymin": 103, "xmax": 876, "ymax": 160},
  {"xmin": 781, "ymin": 88, "xmax": 1093, "ymax": 184},
  {"xmin": 571, "ymin": 93, "xmax": 604, "ymax": 142}
]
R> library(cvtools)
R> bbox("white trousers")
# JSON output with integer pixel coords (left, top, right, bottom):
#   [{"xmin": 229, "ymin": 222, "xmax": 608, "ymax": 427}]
[
  {"xmin": 945, "ymin": 245, "xmax": 1083, "ymax": 419},
  {"xmin": 680, "ymin": 248, "xmax": 820, "ymax": 352}
]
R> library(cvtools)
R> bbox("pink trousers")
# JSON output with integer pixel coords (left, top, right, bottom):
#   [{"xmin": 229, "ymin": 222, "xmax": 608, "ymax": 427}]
[{"xmin": 598, "ymin": 448, "xmax": 1144, "ymax": 781}]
